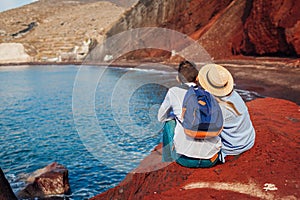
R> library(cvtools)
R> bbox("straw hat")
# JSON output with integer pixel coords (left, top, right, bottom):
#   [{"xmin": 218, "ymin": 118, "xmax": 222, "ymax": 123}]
[{"xmin": 198, "ymin": 64, "xmax": 234, "ymax": 97}]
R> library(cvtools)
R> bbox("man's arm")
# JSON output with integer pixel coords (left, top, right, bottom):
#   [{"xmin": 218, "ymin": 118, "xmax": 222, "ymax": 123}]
[{"xmin": 157, "ymin": 91, "xmax": 173, "ymax": 122}]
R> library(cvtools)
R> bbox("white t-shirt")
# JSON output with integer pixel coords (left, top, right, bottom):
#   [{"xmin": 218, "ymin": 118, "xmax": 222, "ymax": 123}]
[{"xmin": 157, "ymin": 83, "xmax": 221, "ymax": 159}]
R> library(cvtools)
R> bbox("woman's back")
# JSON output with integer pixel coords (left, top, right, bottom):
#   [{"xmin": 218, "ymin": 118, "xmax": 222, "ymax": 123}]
[{"xmin": 219, "ymin": 91, "xmax": 256, "ymax": 156}]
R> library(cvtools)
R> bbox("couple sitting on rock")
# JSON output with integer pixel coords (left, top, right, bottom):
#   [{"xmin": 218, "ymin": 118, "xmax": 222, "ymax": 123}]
[{"xmin": 158, "ymin": 61, "xmax": 255, "ymax": 168}]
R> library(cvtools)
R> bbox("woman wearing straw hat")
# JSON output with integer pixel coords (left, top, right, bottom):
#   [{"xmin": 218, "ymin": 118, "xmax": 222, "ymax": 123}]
[{"xmin": 198, "ymin": 64, "xmax": 256, "ymax": 162}]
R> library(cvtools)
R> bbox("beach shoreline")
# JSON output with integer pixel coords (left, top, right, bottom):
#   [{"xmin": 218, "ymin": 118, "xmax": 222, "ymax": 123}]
[
  {"xmin": 1, "ymin": 55, "xmax": 299, "ymax": 67},
  {"xmin": 1, "ymin": 57, "xmax": 299, "ymax": 104}
]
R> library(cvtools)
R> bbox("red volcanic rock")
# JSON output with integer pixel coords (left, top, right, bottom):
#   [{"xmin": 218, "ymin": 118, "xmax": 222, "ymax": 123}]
[
  {"xmin": 285, "ymin": 17, "xmax": 300, "ymax": 55},
  {"xmin": 234, "ymin": 0, "xmax": 300, "ymax": 57},
  {"xmin": 194, "ymin": 0, "xmax": 247, "ymax": 59},
  {"xmin": 17, "ymin": 162, "xmax": 70, "ymax": 199},
  {"xmin": 0, "ymin": 168, "xmax": 17, "ymax": 200},
  {"xmin": 92, "ymin": 98, "xmax": 300, "ymax": 200},
  {"xmin": 109, "ymin": 0, "xmax": 300, "ymax": 60},
  {"xmin": 164, "ymin": 0, "xmax": 233, "ymax": 35},
  {"xmin": 189, "ymin": 0, "xmax": 300, "ymax": 59}
]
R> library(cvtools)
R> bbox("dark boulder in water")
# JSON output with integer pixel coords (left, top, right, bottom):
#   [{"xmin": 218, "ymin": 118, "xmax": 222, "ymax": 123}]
[
  {"xmin": 17, "ymin": 162, "xmax": 70, "ymax": 199},
  {"xmin": 0, "ymin": 168, "xmax": 17, "ymax": 200}
]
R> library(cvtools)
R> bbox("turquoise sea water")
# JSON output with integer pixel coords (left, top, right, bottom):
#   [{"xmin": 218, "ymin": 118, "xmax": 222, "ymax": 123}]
[
  {"xmin": 0, "ymin": 65, "xmax": 260, "ymax": 199},
  {"xmin": 0, "ymin": 65, "xmax": 173, "ymax": 199}
]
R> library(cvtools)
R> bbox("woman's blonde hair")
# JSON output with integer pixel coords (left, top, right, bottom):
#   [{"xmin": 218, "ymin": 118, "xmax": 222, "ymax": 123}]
[{"xmin": 216, "ymin": 97, "xmax": 241, "ymax": 116}]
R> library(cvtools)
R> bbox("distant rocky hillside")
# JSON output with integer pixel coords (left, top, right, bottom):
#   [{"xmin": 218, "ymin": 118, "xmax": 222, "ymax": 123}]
[
  {"xmin": 0, "ymin": 0, "xmax": 125, "ymax": 63},
  {"xmin": 0, "ymin": 0, "xmax": 299, "ymax": 63}
]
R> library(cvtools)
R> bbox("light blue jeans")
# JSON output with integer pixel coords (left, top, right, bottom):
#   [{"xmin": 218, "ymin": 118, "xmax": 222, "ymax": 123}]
[{"xmin": 162, "ymin": 120, "xmax": 219, "ymax": 168}]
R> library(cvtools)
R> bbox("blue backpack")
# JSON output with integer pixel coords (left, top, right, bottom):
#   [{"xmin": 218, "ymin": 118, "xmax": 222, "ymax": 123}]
[{"xmin": 178, "ymin": 85, "xmax": 223, "ymax": 139}]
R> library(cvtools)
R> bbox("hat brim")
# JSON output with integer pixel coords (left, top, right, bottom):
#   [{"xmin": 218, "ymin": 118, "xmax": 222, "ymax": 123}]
[{"xmin": 198, "ymin": 64, "xmax": 234, "ymax": 97}]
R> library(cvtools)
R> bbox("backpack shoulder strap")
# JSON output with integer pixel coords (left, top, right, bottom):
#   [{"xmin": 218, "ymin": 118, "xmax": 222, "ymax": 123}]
[{"xmin": 175, "ymin": 84, "xmax": 192, "ymax": 125}]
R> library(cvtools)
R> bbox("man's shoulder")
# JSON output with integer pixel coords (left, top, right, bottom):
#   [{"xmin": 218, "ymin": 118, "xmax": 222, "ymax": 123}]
[
  {"xmin": 169, "ymin": 85, "xmax": 189, "ymax": 92},
  {"xmin": 166, "ymin": 85, "xmax": 188, "ymax": 97}
]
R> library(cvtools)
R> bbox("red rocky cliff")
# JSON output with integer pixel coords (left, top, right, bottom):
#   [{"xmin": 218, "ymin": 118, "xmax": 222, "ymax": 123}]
[
  {"xmin": 233, "ymin": 0, "xmax": 300, "ymax": 57},
  {"xmin": 177, "ymin": 0, "xmax": 300, "ymax": 58},
  {"xmin": 92, "ymin": 98, "xmax": 300, "ymax": 200},
  {"xmin": 107, "ymin": 0, "xmax": 300, "ymax": 60},
  {"xmin": 1, "ymin": 0, "xmax": 298, "ymax": 62}
]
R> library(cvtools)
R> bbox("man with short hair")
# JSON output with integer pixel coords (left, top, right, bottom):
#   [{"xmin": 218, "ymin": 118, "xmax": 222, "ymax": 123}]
[{"xmin": 157, "ymin": 61, "xmax": 221, "ymax": 168}]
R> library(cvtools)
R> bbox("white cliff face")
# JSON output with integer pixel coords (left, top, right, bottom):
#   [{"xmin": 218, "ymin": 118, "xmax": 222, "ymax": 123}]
[{"xmin": 0, "ymin": 43, "xmax": 32, "ymax": 64}]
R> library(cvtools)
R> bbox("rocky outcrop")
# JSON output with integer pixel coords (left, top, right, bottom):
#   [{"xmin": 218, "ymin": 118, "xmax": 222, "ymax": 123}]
[
  {"xmin": 233, "ymin": 0, "xmax": 300, "ymax": 57},
  {"xmin": 0, "ymin": 168, "xmax": 17, "ymax": 200},
  {"xmin": 17, "ymin": 162, "xmax": 70, "ymax": 199},
  {"xmin": 11, "ymin": 22, "xmax": 38, "ymax": 38},
  {"xmin": 104, "ymin": 0, "xmax": 235, "ymax": 61},
  {"xmin": 92, "ymin": 98, "xmax": 300, "ymax": 200},
  {"xmin": 104, "ymin": 0, "xmax": 300, "ymax": 60},
  {"xmin": 0, "ymin": 43, "xmax": 32, "ymax": 63},
  {"xmin": 194, "ymin": 0, "xmax": 247, "ymax": 59},
  {"xmin": 106, "ymin": 0, "xmax": 232, "ymax": 36}
]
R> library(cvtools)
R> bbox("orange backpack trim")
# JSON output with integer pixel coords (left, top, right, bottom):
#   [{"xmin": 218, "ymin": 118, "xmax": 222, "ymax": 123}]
[{"xmin": 183, "ymin": 127, "xmax": 223, "ymax": 139}]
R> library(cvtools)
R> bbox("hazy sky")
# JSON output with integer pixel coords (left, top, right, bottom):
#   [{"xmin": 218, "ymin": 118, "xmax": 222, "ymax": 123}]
[{"xmin": 0, "ymin": 0, "xmax": 38, "ymax": 12}]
